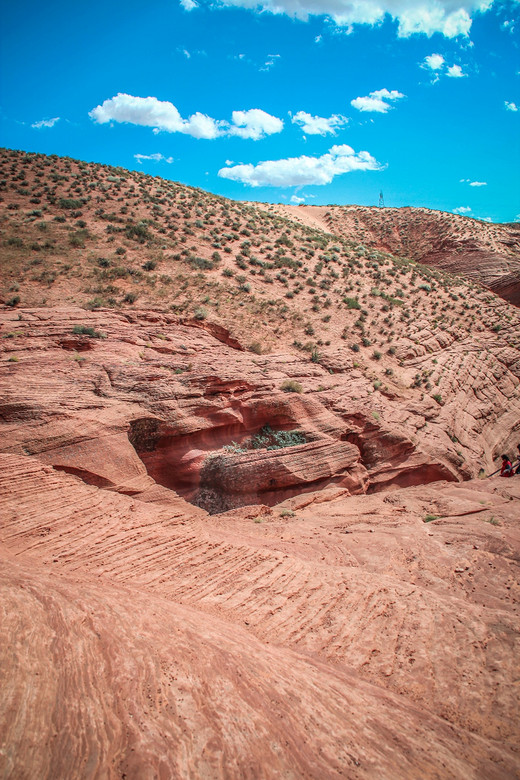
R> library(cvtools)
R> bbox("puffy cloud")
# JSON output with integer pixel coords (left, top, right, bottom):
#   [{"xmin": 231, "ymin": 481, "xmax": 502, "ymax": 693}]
[
  {"xmin": 180, "ymin": 0, "xmax": 198, "ymax": 10},
  {"xmin": 505, "ymin": 101, "xmax": 518, "ymax": 112},
  {"xmin": 422, "ymin": 54, "xmax": 467, "ymax": 81},
  {"xmin": 290, "ymin": 195, "xmax": 305, "ymax": 204},
  {"xmin": 229, "ymin": 108, "xmax": 284, "ymax": 139},
  {"xmin": 423, "ymin": 53, "xmax": 445, "ymax": 71},
  {"xmin": 134, "ymin": 153, "xmax": 174, "ymax": 164},
  {"xmin": 453, "ymin": 206, "xmax": 472, "ymax": 214},
  {"xmin": 90, "ymin": 94, "xmax": 283, "ymax": 140},
  {"xmin": 351, "ymin": 88, "xmax": 405, "ymax": 113},
  {"xmin": 218, "ymin": 144, "xmax": 382, "ymax": 187},
  {"xmin": 292, "ymin": 111, "xmax": 347, "ymax": 135},
  {"xmin": 193, "ymin": 0, "xmax": 493, "ymax": 38},
  {"xmin": 32, "ymin": 116, "xmax": 60, "ymax": 129},
  {"xmin": 447, "ymin": 64, "xmax": 466, "ymax": 77}
]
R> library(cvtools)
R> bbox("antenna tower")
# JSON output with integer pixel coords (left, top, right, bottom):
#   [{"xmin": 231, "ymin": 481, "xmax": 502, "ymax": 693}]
[{"xmin": 378, "ymin": 190, "xmax": 385, "ymax": 208}]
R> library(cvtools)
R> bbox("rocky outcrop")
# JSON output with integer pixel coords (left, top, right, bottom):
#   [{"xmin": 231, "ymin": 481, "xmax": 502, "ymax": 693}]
[
  {"xmin": 195, "ymin": 438, "xmax": 368, "ymax": 512},
  {"xmin": 3, "ymin": 307, "xmax": 502, "ymax": 511}
]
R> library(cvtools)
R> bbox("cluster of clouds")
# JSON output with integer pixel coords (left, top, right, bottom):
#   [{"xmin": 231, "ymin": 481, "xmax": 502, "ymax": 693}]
[
  {"xmin": 89, "ymin": 94, "xmax": 284, "ymax": 140},
  {"xmin": 505, "ymin": 101, "xmax": 518, "ymax": 112},
  {"xmin": 89, "ymin": 90, "xmax": 405, "ymax": 145},
  {"xmin": 180, "ymin": 0, "xmax": 496, "ymax": 38},
  {"xmin": 460, "ymin": 178, "xmax": 486, "ymax": 186},
  {"xmin": 218, "ymin": 144, "xmax": 382, "ymax": 187},
  {"xmin": 421, "ymin": 53, "xmax": 466, "ymax": 80}
]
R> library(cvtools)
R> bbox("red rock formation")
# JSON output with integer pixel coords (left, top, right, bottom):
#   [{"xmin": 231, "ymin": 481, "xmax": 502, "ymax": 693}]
[
  {"xmin": 1, "ymin": 453, "xmax": 519, "ymax": 778},
  {"xmin": 3, "ymin": 307, "xmax": 493, "ymax": 510}
]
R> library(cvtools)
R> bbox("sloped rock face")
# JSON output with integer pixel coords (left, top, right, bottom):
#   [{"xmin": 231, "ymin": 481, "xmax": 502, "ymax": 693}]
[
  {"xmin": 3, "ymin": 307, "xmax": 502, "ymax": 511},
  {"xmin": 1, "ymin": 453, "xmax": 519, "ymax": 778}
]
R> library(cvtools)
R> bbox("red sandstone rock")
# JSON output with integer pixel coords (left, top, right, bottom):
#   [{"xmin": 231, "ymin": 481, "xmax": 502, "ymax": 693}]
[{"xmin": 0, "ymin": 453, "xmax": 519, "ymax": 778}]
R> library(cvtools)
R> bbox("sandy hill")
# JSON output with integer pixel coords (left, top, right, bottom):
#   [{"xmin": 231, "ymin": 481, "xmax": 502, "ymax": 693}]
[
  {"xmin": 1, "ymin": 148, "xmax": 519, "ymax": 778},
  {"xmin": 266, "ymin": 203, "xmax": 520, "ymax": 307}
]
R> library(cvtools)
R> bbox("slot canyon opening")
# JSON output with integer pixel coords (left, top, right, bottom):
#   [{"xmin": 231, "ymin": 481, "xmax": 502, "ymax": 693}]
[{"xmin": 127, "ymin": 418, "xmax": 358, "ymax": 514}]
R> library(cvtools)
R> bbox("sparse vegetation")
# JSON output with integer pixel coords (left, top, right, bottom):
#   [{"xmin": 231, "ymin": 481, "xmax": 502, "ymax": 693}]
[{"xmin": 280, "ymin": 379, "xmax": 303, "ymax": 393}]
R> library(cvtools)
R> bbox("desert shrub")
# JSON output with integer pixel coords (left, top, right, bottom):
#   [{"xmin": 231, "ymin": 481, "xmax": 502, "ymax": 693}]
[
  {"xmin": 343, "ymin": 296, "xmax": 361, "ymax": 309},
  {"xmin": 250, "ymin": 425, "xmax": 307, "ymax": 450},
  {"xmin": 372, "ymin": 350, "xmax": 382, "ymax": 360},
  {"xmin": 142, "ymin": 260, "xmax": 156, "ymax": 271},
  {"xmin": 72, "ymin": 324, "xmax": 106, "ymax": 338},
  {"xmin": 193, "ymin": 306, "xmax": 208, "ymax": 320},
  {"xmin": 280, "ymin": 379, "xmax": 303, "ymax": 393},
  {"xmin": 249, "ymin": 342, "xmax": 262, "ymax": 354},
  {"xmin": 125, "ymin": 222, "xmax": 151, "ymax": 243},
  {"xmin": 69, "ymin": 231, "xmax": 87, "ymax": 248},
  {"xmin": 6, "ymin": 296, "xmax": 20, "ymax": 307},
  {"xmin": 432, "ymin": 393, "xmax": 443, "ymax": 405},
  {"xmin": 58, "ymin": 197, "xmax": 83, "ymax": 209}
]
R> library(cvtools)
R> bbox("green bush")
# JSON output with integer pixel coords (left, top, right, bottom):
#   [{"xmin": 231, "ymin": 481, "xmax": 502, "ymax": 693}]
[
  {"xmin": 72, "ymin": 324, "xmax": 106, "ymax": 339},
  {"xmin": 343, "ymin": 296, "xmax": 361, "ymax": 309},
  {"xmin": 58, "ymin": 197, "xmax": 83, "ymax": 209}
]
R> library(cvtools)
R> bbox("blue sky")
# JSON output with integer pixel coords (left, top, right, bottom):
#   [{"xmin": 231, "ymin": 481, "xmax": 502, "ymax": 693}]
[{"xmin": 1, "ymin": 0, "xmax": 519, "ymax": 222}]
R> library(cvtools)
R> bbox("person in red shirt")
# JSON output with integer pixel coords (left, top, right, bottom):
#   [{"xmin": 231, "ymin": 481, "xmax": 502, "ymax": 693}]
[{"xmin": 500, "ymin": 454, "xmax": 513, "ymax": 477}]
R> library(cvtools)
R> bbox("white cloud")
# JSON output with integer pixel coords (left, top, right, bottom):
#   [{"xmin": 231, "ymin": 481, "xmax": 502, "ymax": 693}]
[
  {"xmin": 422, "ymin": 54, "xmax": 467, "ymax": 81},
  {"xmin": 90, "ymin": 94, "xmax": 283, "ymax": 140},
  {"xmin": 423, "ymin": 53, "xmax": 445, "ymax": 71},
  {"xmin": 194, "ymin": 0, "xmax": 493, "ymax": 38},
  {"xmin": 134, "ymin": 153, "xmax": 174, "ymax": 164},
  {"xmin": 292, "ymin": 111, "xmax": 347, "ymax": 135},
  {"xmin": 229, "ymin": 108, "xmax": 284, "ymax": 139},
  {"xmin": 260, "ymin": 53, "xmax": 281, "ymax": 71},
  {"xmin": 453, "ymin": 206, "xmax": 472, "ymax": 214},
  {"xmin": 505, "ymin": 101, "xmax": 518, "ymax": 112},
  {"xmin": 290, "ymin": 195, "xmax": 305, "ymax": 204},
  {"xmin": 351, "ymin": 88, "xmax": 405, "ymax": 113},
  {"xmin": 460, "ymin": 178, "xmax": 486, "ymax": 186},
  {"xmin": 218, "ymin": 144, "xmax": 382, "ymax": 187},
  {"xmin": 447, "ymin": 63, "xmax": 466, "ymax": 77},
  {"xmin": 32, "ymin": 116, "xmax": 60, "ymax": 129},
  {"xmin": 180, "ymin": 0, "xmax": 198, "ymax": 9}
]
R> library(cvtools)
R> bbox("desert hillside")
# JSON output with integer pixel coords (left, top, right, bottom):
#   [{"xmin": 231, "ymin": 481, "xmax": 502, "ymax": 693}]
[
  {"xmin": 1, "ymin": 149, "xmax": 520, "ymax": 779},
  {"xmin": 266, "ymin": 203, "xmax": 520, "ymax": 306}
]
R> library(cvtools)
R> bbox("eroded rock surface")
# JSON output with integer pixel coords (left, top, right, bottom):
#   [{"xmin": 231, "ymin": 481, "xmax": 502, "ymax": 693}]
[
  {"xmin": 1, "ymin": 306, "xmax": 520, "ymax": 778},
  {"xmin": 0, "ymin": 453, "xmax": 519, "ymax": 778}
]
